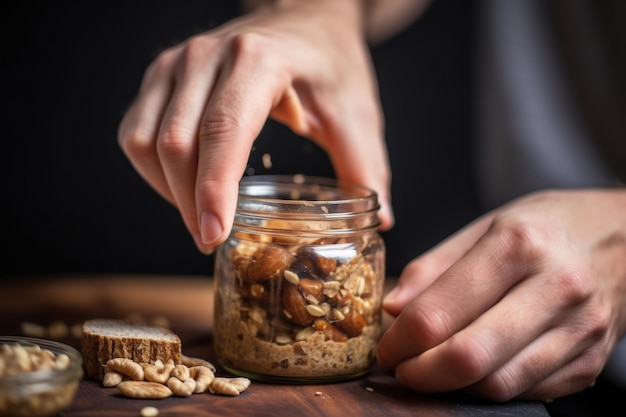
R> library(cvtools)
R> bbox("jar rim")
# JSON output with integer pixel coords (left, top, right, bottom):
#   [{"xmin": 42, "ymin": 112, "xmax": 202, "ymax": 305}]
[
  {"xmin": 238, "ymin": 174, "xmax": 378, "ymax": 205},
  {"xmin": 235, "ymin": 175, "xmax": 381, "ymax": 234}
]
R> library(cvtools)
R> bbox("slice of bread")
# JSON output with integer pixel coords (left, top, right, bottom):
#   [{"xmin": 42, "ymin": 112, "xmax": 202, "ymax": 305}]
[{"xmin": 82, "ymin": 318, "xmax": 182, "ymax": 381}]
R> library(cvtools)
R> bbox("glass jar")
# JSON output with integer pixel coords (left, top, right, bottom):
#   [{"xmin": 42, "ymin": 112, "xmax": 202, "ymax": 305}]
[{"xmin": 213, "ymin": 174, "xmax": 385, "ymax": 383}]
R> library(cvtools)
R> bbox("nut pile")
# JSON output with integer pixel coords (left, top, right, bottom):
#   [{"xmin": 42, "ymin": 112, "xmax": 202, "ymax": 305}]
[
  {"xmin": 0, "ymin": 341, "xmax": 78, "ymax": 417},
  {"xmin": 102, "ymin": 355, "xmax": 250, "ymax": 398},
  {"xmin": 214, "ymin": 233, "xmax": 384, "ymax": 379},
  {"xmin": 0, "ymin": 342, "xmax": 71, "ymax": 376}
]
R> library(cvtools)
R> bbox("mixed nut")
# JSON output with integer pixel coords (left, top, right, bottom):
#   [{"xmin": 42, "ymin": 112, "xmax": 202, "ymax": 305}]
[
  {"xmin": 101, "ymin": 355, "xmax": 250, "ymax": 398},
  {"xmin": 0, "ymin": 340, "xmax": 81, "ymax": 417},
  {"xmin": 214, "ymin": 229, "xmax": 384, "ymax": 379}
]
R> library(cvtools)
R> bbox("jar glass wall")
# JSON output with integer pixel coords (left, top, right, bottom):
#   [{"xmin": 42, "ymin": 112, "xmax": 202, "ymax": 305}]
[{"xmin": 213, "ymin": 175, "xmax": 385, "ymax": 383}]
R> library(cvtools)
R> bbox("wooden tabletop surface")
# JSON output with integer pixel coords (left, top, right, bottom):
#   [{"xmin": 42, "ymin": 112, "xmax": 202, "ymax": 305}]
[{"xmin": 0, "ymin": 274, "xmax": 550, "ymax": 416}]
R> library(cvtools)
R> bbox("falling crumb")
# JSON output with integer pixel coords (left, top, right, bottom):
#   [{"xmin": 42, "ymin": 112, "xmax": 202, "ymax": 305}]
[
  {"xmin": 320, "ymin": 205, "xmax": 328, "ymax": 214},
  {"xmin": 314, "ymin": 391, "xmax": 323, "ymax": 396},
  {"xmin": 262, "ymin": 153, "xmax": 272, "ymax": 169},
  {"xmin": 365, "ymin": 387, "xmax": 374, "ymax": 392},
  {"xmin": 293, "ymin": 174, "xmax": 305, "ymax": 184},
  {"xmin": 140, "ymin": 406, "xmax": 159, "ymax": 417}
]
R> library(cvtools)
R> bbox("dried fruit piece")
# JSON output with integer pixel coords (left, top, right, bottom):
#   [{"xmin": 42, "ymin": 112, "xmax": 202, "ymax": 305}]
[
  {"xmin": 313, "ymin": 319, "xmax": 348, "ymax": 342},
  {"xmin": 335, "ymin": 309, "xmax": 367, "ymax": 337}
]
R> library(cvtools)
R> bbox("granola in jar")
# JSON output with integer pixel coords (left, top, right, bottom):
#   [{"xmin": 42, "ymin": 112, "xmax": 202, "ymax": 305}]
[{"xmin": 213, "ymin": 175, "xmax": 385, "ymax": 383}]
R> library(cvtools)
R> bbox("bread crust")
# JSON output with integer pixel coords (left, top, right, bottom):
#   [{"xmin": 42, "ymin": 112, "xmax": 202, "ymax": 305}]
[{"xmin": 82, "ymin": 319, "xmax": 182, "ymax": 381}]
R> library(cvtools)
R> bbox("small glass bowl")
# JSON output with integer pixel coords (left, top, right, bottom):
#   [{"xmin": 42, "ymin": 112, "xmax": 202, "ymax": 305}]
[{"xmin": 0, "ymin": 336, "xmax": 83, "ymax": 417}]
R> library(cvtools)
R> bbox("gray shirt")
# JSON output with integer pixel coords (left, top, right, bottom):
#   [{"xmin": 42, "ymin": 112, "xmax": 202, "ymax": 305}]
[{"xmin": 475, "ymin": 0, "xmax": 626, "ymax": 388}]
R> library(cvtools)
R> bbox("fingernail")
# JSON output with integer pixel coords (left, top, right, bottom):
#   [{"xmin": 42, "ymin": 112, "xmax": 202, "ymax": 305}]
[
  {"xmin": 378, "ymin": 199, "xmax": 395, "ymax": 231},
  {"xmin": 200, "ymin": 211, "xmax": 223, "ymax": 245}
]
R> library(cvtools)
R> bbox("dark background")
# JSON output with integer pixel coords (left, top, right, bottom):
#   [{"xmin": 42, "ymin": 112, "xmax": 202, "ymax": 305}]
[{"xmin": 2, "ymin": 0, "xmax": 480, "ymax": 278}]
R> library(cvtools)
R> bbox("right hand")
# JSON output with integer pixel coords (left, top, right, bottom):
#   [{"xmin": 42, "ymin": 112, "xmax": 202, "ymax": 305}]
[{"xmin": 117, "ymin": 0, "xmax": 394, "ymax": 254}]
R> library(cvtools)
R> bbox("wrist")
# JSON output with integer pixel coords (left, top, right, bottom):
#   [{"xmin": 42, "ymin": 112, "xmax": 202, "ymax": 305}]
[{"xmin": 242, "ymin": 0, "xmax": 368, "ymax": 35}]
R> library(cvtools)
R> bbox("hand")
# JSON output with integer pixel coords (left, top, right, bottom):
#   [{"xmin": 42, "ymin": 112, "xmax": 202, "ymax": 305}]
[
  {"xmin": 377, "ymin": 188, "xmax": 626, "ymax": 401},
  {"xmin": 117, "ymin": 0, "xmax": 393, "ymax": 254}
]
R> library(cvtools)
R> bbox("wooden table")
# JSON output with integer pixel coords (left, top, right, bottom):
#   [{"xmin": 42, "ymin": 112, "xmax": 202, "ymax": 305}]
[{"xmin": 0, "ymin": 275, "xmax": 550, "ymax": 416}]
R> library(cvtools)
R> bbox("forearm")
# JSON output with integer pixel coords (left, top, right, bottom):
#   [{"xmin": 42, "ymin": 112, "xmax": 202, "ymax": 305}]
[{"xmin": 241, "ymin": 0, "xmax": 431, "ymax": 45}]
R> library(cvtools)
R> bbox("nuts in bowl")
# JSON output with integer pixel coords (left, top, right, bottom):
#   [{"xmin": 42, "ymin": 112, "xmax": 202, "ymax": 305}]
[{"xmin": 0, "ymin": 336, "xmax": 83, "ymax": 417}]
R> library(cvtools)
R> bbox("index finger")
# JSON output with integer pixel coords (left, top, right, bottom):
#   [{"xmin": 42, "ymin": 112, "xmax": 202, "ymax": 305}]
[{"xmin": 194, "ymin": 41, "xmax": 292, "ymax": 249}]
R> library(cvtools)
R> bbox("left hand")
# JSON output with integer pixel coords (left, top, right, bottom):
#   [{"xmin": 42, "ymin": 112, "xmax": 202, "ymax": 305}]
[{"xmin": 377, "ymin": 188, "xmax": 626, "ymax": 401}]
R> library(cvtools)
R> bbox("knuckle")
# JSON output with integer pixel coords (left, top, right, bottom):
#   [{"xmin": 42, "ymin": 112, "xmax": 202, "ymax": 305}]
[
  {"xmin": 470, "ymin": 365, "xmax": 522, "ymax": 402},
  {"xmin": 582, "ymin": 306, "xmax": 612, "ymax": 343},
  {"xmin": 228, "ymin": 31, "xmax": 266, "ymax": 63},
  {"xmin": 176, "ymin": 35, "xmax": 219, "ymax": 75},
  {"xmin": 447, "ymin": 337, "xmax": 494, "ymax": 382},
  {"xmin": 406, "ymin": 303, "xmax": 454, "ymax": 349},
  {"xmin": 118, "ymin": 128, "xmax": 153, "ymax": 160},
  {"xmin": 553, "ymin": 266, "xmax": 593, "ymax": 306},
  {"xmin": 157, "ymin": 124, "xmax": 195, "ymax": 160},
  {"xmin": 490, "ymin": 218, "xmax": 550, "ymax": 265},
  {"xmin": 147, "ymin": 46, "xmax": 178, "ymax": 77},
  {"xmin": 198, "ymin": 109, "xmax": 241, "ymax": 140},
  {"xmin": 482, "ymin": 380, "xmax": 518, "ymax": 403},
  {"xmin": 183, "ymin": 35, "xmax": 216, "ymax": 60}
]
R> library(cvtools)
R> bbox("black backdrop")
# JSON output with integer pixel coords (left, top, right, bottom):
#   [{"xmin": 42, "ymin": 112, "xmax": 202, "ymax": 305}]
[{"xmin": 2, "ymin": 1, "xmax": 481, "ymax": 279}]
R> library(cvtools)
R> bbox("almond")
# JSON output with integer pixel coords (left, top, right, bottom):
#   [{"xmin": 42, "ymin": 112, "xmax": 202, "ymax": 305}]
[
  {"xmin": 247, "ymin": 245, "xmax": 296, "ymax": 282},
  {"xmin": 296, "ymin": 247, "xmax": 337, "ymax": 278},
  {"xmin": 282, "ymin": 284, "xmax": 313, "ymax": 326}
]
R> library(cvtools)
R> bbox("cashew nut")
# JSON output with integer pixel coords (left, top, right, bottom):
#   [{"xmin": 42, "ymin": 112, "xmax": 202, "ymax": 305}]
[
  {"xmin": 166, "ymin": 376, "xmax": 196, "ymax": 397},
  {"xmin": 208, "ymin": 377, "xmax": 251, "ymax": 396},
  {"xmin": 181, "ymin": 354, "xmax": 217, "ymax": 373},
  {"xmin": 105, "ymin": 358, "xmax": 144, "ymax": 381},
  {"xmin": 188, "ymin": 365, "xmax": 215, "ymax": 393},
  {"xmin": 116, "ymin": 381, "xmax": 173, "ymax": 399},
  {"xmin": 170, "ymin": 364, "xmax": 190, "ymax": 381},
  {"xmin": 143, "ymin": 360, "xmax": 175, "ymax": 384},
  {"xmin": 103, "ymin": 371, "xmax": 123, "ymax": 387}
]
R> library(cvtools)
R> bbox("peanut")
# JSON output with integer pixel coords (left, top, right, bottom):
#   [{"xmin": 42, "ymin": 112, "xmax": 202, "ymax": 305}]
[{"xmin": 141, "ymin": 406, "xmax": 160, "ymax": 417}]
